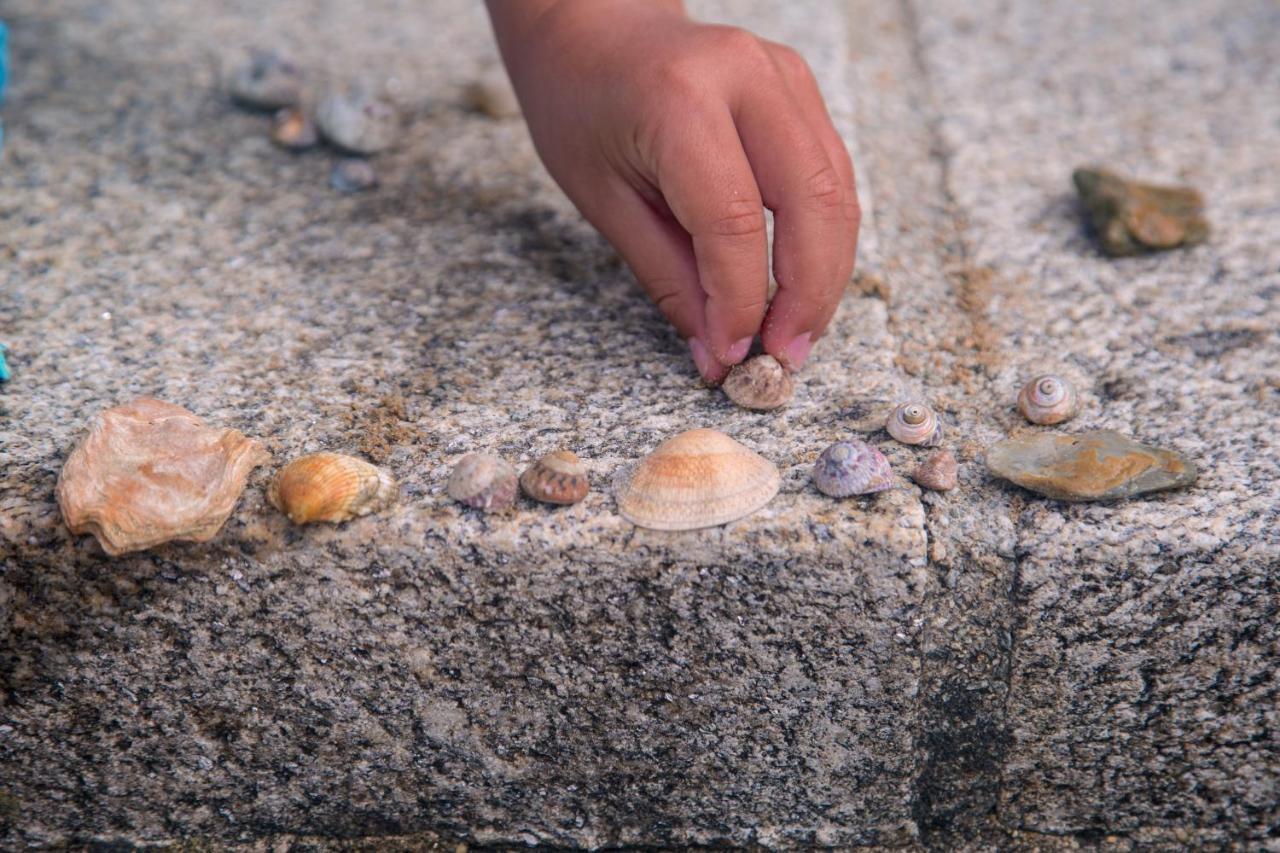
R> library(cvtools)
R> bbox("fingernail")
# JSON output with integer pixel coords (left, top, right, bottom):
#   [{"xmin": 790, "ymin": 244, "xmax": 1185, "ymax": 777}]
[
  {"xmin": 780, "ymin": 333, "xmax": 813, "ymax": 370},
  {"xmin": 726, "ymin": 336, "xmax": 753, "ymax": 364},
  {"xmin": 689, "ymin": 337, "xmax": 717, "ymax": 380}
]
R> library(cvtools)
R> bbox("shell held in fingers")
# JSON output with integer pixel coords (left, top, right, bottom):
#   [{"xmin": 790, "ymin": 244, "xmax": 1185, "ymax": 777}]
[
  {"xmin": 449, "ymin": 453, "xmax": 518, "ymax": 512},
  {"xmin": 521, "ymin": 450, "xmax": 590, "ymax": 506},
  {"xmin": 1017, "ymin": 374, "xmax": 1078, "ymax": 425},
  {"xmin": 268, "ymin": 453, "xmax": 397, "ymax": 524},
  {"xmin": 616, "ymin": 428, "xmax": 779, "ymax": 531},
  {"xmin": 812, "ymin": 440, "xmax": 894, "ymax": 497},
  {"xmin": 56, "ymin": 398, "xmax": 269, "ymax": 556},
  {"xmin": 722, "ymin": 355, "xmax": 794, "ymax": 411},
  {"xmin": 886, "ymin": 402, "xmax": 943, "ymax": 446}
]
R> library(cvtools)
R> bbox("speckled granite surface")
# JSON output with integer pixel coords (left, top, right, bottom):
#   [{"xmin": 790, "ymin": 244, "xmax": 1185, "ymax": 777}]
[{"xmin": 1, "ymin": 0, "xmax": 1277, "ymax": 849}]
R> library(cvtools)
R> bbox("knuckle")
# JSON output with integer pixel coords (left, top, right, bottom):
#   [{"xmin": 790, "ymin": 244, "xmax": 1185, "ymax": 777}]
[
  {"xmin": 706, "ymin": 26, "xmax": 770, "ymax": 65},
  {"xmin": 707, "ymin": 199, "xmax": 767, "ymax": 238},
  {"xmin": 804, "ymin": 165, "xmax": 846, "ymax": 211},
  {"xmin": 773, "ymin": 44, "xmax": 813, "ymax": 81}
]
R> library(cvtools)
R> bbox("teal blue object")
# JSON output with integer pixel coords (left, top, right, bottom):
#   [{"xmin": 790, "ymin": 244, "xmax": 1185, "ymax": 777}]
[
  {"xmin": 0, "ymin": 343, "xmax": 10, "ymax": 382},
  {"xmin": 0, "ymin": 21, "xmax": 7, "ymax": 105}
]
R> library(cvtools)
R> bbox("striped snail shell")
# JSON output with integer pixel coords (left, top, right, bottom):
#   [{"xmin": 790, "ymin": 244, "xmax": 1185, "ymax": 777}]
[
  {"xmin": 1017, "ymin": 375, "xmax": 1078, "ymax": 425},
  {"xmin": 886, "ymin": 402, "xmax": 943, "ymax": 447}
]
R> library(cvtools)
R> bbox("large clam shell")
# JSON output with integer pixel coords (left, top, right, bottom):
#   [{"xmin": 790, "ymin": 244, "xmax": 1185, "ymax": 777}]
[
  {"xmin": 721, "ymin": 355, "xmax": 794, "ymax": 411},
  {"xmin": 812, "ymin": 440, "xmax": 894, "ymax": 497},
  {"xmin": 267, "ymin": 452, "xmax": 397, "ymax": 524},
  {"xmin": 520, "ymin": 450, "xmax": 589, "ymax": 506},
  {"xmin": 616, "ymin": 428, "xmax": 779, "ymax": 531},
  {"xmin": 55, "ymin": 398, "xmax": 269, "ymax": 556},
  {"xmin": 448, "ymin": 453, "xmax": 518, "ymax": 512},
  {"xmin": 1017, "ymin": 374, "xmax": 1078, "ymax": 425},
  {"xmin": 886, "ymin": 402, "xmax": 943, "ymax": 446}
]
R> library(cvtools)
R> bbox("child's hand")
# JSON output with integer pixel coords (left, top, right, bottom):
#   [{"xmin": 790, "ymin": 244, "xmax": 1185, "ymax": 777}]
[{"xmin": 487, "ymin": 0, "xmax": 860, "ymax": 383}]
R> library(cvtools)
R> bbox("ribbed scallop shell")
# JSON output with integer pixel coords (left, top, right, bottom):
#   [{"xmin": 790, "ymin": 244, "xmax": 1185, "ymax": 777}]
[
  {"xmin": 1017, "ymin": 374, "xmax": 1078, "ymax": 425},
  {"xmin": 812, "ymin": 440, "xmax": 894, "ymax": 497},
  {"xmin": 886, "ymin": 403, "xmax": 943, "ymax": 446},
  {"xmin": 722, "ymin": 355, "xmax": 794, "ymax": 411},
  {"xmin": 56, "ymin": 398, "xmax": 269, "ymax": 555},
  {"xmin": 268, "ymin": 452, "xmax": 397, "ymax": 524},
  {"xmin": 520, "ymin": 450, "xmax": 589, "ymax": 505},
  {"xmin": 448, "ymin": 453, "xmax": 518, "ymax": 511},
  {"xmin": 616, "ymin": 428, "xmax": 779, "ymax": 531}
]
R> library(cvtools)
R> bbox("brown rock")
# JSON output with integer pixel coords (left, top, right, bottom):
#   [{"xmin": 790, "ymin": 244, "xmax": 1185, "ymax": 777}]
[
  {"xmin": 985, "ymin": 430, "xmax": 1197, "ymax": 502},
  {"xmin": 1073, "ymin": 167, "xmax": 1209, "ymax": 256}
]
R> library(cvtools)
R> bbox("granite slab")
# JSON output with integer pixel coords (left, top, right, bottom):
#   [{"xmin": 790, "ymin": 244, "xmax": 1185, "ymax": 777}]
[{"xmin": 1, "ymin": 0, "xmax": 1277, "ymax": 848}]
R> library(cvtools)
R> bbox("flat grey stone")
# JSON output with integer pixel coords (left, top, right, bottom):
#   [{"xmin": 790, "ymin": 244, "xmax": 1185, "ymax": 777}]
[{"xmin": 986, "ymin": 429, "xmax": 1197, "ymax": 501}]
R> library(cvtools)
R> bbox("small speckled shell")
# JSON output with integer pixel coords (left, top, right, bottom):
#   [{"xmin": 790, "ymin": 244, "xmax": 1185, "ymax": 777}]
[
  {"xmin": 449, "ymin": 453, "xmax": 518, "ymax": 512},
  {"xmin": 911, "ymin": 449, "xmax": 958, "ymax": 492},
  {"xmin": 722, "ymin": 355, "xmax": 794, "ymax": 411},
  {"xmin": 812, "ymin": 440, "xmax": 894, "ymax": 497},
  {"xmin": 616, "ymin": 428, "xmax": 779, "ymax": 530},
  {"xmin": 316, "ymin": 85, "xmax": 398, "ymax": 154},
  {"xmin": 1017, "ymin": 374, "xmax": 1079, "ymax": 425},
  {"xmin": 56, "ymin": 398, "xmax": 269, "ymax": 555},
  {"xmin": 229, "ymin": 49, "xmax": 304, "ymax": 110},
  {"xmin": 886, "ymin": 403, "xmax": 943, "ymax": 446},
  {"xmin": 520, "ymin": 450, "xmax": 590, "ymax": 505},
  {"xmin": 330, "ymin": 158, "xmax": 378, "ymax": 193},
  {"xmin": 268, "ymin": 453, "xmax": 397, "ymax": 524}
]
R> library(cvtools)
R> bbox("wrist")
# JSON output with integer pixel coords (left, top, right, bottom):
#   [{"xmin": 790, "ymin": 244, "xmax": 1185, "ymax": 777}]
[{"xmin": 485, "ymin": 0, "xmax": 686, "ymax": 68}]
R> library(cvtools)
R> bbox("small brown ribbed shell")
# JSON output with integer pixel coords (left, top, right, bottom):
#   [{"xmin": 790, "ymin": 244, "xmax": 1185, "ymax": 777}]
[
  {"xmin": 268, "ymin": 452, "xmax": 397, "ymax": 524},
  {"xmin": 270, "ymin": 107, "xmax": 318, "ymax": 150},
  {"xmin": 56, "ymin": 398, "xmax": 269, "ymax": 556},
  {"xmin": 911, "ymin": 449, "xmax": 958, "ymax": 492},
  {"xmin": 616, "ymin": 428, "xmax": 780, "ymax": 531},
  {"xmin": 520, "ymin": 450, "xmax": 589, "ymax": 505},
  {"xmin": 448, "ymin": 453, "xmax": 518, "ymax": 512},
  {"xmin": 722, "ymin": 355, "xmax": 794, "ymax": 411}
]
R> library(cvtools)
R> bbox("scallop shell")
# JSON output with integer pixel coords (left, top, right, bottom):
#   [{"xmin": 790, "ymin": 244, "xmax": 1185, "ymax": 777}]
[
  {"xmin": 721, "ymin": 355, "xmax": 794, "ymax": 411},
  {"xmin": 886, "ymin": 402, "xmax": 943, "ymax": 446},
  {"xmin": 448, "ymin": 453, "xmax": 518, "ymax": 512},
  {"xmin": 616, "ymin": 428, "xmax": 779, "ymax": 531},
  {"xmin": 1017, "ymin": 374, "xmax": 1079, "ymax": 425},
  {"xmin": 267, "ymin": 453, "xmax": 396, "ymax": 524},
  {"xmin": 229, "ymin": 49, "xmax": 304, "ymax": 110},
  {"xmin": 812, "ymin": 440, "xmax": 894, "ymax": 497},
  {"xmin": 55, "ymin": 398, "xmax": 269, "ymax": 556},
  {"xmin": 911, "ymin": 449, "xmax": 958, "ymax": 492},
  {"xmin": 520, "ymin": 450, "xmax": 589, "ymax": 506},
  {"xmin": 270, "ymin": 106, "xmax": 318, "ymax": 150},
  {"xmin": 316, "ymin": 85, "xmax": 398, "ymax": 154}
]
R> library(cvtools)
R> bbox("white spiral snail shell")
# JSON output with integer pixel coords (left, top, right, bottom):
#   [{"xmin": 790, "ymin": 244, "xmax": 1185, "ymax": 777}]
[
  {"xmin": 1017, "ymin": 375, "xmax": 1078, "ymax": 425},
  {"xmin": 886, "ymin": 402, "xmax": 943, "ymax": 446}
]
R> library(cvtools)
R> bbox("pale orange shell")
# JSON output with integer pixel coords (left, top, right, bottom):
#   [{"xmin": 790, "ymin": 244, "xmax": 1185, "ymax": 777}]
[
  {"xmin": 911, "ymin": 449, "xmax": 958, "ymax": 492},
  {"xmin": 616, "ymin": 428, "xmax": 780, "ymax": 531},
  {"xmin": 55, "ymin": 398, "xmax": 269, "ymax": 556},
  {"xmin": 267, "ymin": 452, "xmax": 397, "ymax": 524},
  {"xmin": 520, "ymin": 450, "xmax": 589, "ymax": 505},
  {"xmin": 722, "ymin": 355, "xmax": 794, "ymax": 411}
]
